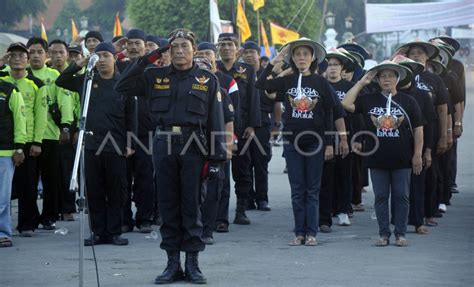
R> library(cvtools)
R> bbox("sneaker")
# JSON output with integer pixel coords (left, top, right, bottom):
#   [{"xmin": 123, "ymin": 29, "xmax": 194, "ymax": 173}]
[
  {"xmin": 337, "ymin": 213, "xmax": 351, "ymax": 226},
  {"xmin": 438, "ymin": 204, "xmax": 447, "ymax": 213},
  {"xmin": 451, "ymin": 186, "xmax": 459, "ymax": 194}
]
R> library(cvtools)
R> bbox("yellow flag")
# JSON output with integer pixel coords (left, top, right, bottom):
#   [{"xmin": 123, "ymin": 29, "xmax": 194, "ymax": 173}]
[
  {"xmin": 71, "ymin": 19, "xmax": 79, "ymax": 41},
  {"xmin": 260, "ymin": 20, "xmax": 271, "ymax": 57},
  {"xmin": 270, "ymin": 22, "xmax": 299, "ymax": 45},
  {"xmin": 40, "ymin": 18, "xmax": 48, "ymax": 42},
  {"xmin": 236, "ymin": 0, "xmax": 251, "ymax": 42},
  {"xmin": 249, "ymin": 0, "xmax": 265, "ymax": 11},
  {"xmin": 113, "ymin": 12, "xmax": 123, "ymax": 37}
]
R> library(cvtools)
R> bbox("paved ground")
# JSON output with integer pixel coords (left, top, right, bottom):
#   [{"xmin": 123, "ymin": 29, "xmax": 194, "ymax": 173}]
[{"xmin": 2, "ymin": 73, "xmax": 473, "ymax": 287}]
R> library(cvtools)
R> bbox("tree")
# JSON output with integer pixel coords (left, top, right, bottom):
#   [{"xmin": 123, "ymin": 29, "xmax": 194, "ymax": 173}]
[
  {"xmin": 127, "ymin": 0, "xmax": 322, "ymax": 43},
  {"xmin": 53, "ymin": 0, "xmax": 81, "ymax": 32},
  {"xmin": 0, "ymin": 0, "xmax": 47, "ymax": 29},
  {"xmin": 83, "ymin": 0, "xmax": 126, "ymax": 33}
]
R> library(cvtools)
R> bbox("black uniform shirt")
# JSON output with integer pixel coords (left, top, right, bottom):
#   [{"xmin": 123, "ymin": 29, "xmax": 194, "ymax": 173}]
[{"xmin": 56, "ymin": 63, "xmax": 137, "ymax": 153}]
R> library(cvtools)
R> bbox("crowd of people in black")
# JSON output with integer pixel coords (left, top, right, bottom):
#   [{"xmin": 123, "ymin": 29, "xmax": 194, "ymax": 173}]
[{"xmin": 0, "ymin": 26, "xmax": 465, "ymax": 284}]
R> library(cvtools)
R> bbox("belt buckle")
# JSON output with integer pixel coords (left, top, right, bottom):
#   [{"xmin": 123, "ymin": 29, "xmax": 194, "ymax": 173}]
[{"xmin": 171, "ymin": 126, "xmax": 181, "ymax": 133}]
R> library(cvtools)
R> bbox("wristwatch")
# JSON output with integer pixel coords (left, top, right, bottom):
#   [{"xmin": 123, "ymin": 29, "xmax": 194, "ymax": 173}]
[
  {"xmin": 15, "ymin": 149, "xmax": 23, "ymax": 154},
  {"xmin": 454, "ymin": 121, "xmax": 462, "ymax": 127},
  {"xmin": 62, "ymin": 127, "xmax": 70, "ymax": 133}
]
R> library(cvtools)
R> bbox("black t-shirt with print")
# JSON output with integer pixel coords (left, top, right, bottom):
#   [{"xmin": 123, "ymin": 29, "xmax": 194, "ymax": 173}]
[
  {"xmin": 400, "ymin": 86, "xmax": 437, "ymax": 150},
  {"xmin": 255, "ymin": 64, "xmax": 336, "ymax": 146},
  {"xmin": 354, "ymin": 91, "xmax": 423, "ymax": 169},
  {"xmin": 329, "ymin": 79, "xmax": 357, "ymax": 134},
  {"xmin": 413, "ymin": 71, "xmax": 448, "ymax": 107}
]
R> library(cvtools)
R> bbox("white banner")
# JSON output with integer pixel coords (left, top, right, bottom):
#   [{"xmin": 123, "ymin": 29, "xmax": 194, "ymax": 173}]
[
  {"xmin": 366, "ymin": 0, "xmax": 474, "ymax": 33},
  {"xmin": 210, "ymin": 0, "xmax": 222, "ymax": 43}
]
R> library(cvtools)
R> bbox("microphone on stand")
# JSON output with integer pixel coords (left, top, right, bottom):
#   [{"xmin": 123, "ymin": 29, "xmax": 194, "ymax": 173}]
[{"xmin": 86, "ymin": 54, "xmax": 100, "ymax": 73}]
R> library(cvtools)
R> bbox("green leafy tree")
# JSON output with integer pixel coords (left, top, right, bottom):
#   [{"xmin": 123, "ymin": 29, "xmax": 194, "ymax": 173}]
[
  {"xmin": 83, "ymin": 0, "xmax": 126, "ymax": 33},
  {"xmin": 53, "ymin": 0, "xmax": 81, "ymax": 31},
  {"xmin": 0, "ymin": 0, "xmax": 47, "ymax": 29},
  {"xmin": 127, "ymin": 0, "xmax": 322, "ymax": 43}
]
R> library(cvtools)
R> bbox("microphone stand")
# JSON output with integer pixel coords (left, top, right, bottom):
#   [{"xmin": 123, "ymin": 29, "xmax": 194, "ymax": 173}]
[{"xmin": 69, "ymin": 66, "xmax": 95, "ymax": 287}]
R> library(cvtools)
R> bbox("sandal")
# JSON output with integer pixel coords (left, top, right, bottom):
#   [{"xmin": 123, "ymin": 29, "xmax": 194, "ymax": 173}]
[
  {"xmin": 288, "ymin": 236, "xmax": 305, "ymax": 246},
  {"xmin": 374, "ymin": 237, "xmax": 389, "ymax": 247},
  {"xmin": 415, "ymin": 225, "xmax": 429, "ymax": 235},
  {"xmin": 425, "ymin": 219, "xmax": 438, "ymax": 227},
  {"xmin": 305, "ymin": 236, "xmax": 318, "ymax": 246},
  {"xmin": 395, "ymin": 237, "xmax": 408, "ymax": 247},
  {"xmin": 0, "ymin": 237, "xmax": 13, "ymax": 248},
  {"xmin": 353, "ymin": 204, "xmax": 365, "ymax": 212}
]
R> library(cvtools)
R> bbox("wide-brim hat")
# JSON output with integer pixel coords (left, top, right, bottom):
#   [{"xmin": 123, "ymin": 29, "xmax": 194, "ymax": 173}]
[
  {"xmin": 317, "ymin": 58, "xmax": 328, "ymax": 75},
  {"xmin": 285, "ymin": 37, "xmax": 326, "ymax": 64},
  {"xmin": 368, "ymin": 60, "xmax": 410, "ymax": 87},
  {"xmin": 325, "ymin": 47, "xmax": 352, "ymax": 65},
  {"xmin": 435, "ymin": 44, "xmax": 453, "ymax": 67},
  {"xmin": 391, "ymin": 54, "xmax": 424, "ymax": 74},
  {"xmin": 337, "ymin": 43, "xmax": 370, "ymax": 60},
  {"xmin": 397, "ymin": 38, "xmax": 439, "ymax": 60},
  {"xmin": 430, "ymin": 35, "xmax": 460, "ymax": 52},
  {"xmin": 427, "ymin": 59, "xmax": 446, "ymax": 76},
  {"xmin": 337, "ymin": 47, "xmax": 361, "ymax": 71}
]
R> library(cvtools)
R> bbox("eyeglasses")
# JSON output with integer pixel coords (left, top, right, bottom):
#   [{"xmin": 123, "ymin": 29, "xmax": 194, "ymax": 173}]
[{"xmin": 9, "ymin": 53, "xmax": 28, "ymax": 59}]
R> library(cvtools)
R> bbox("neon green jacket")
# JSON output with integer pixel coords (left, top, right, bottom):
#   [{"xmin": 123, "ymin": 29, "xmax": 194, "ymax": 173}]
[
  {"xmin": 0, "ymin": 72, "xmax": 48, "ymax": 145},
  {"xmin": 0, "ymin": 81, "xmax": 27, "ymax": 157},
  {"xmin": 30, "ymin": 66, "xmax": 74, "ymax": 140}
]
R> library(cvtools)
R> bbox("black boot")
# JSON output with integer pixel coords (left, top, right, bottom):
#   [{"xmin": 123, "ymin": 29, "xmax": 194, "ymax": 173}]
[
  {"xmin": 233, "ymin": 199, "xmax": 251, "ymax": 225},
  {"xmin": 185, "ymin": 252, "xmax": 207, "ymax": 284},
  {"xmin": 154, "ymin": 251, "xmax": 184, "ymax": 284}
]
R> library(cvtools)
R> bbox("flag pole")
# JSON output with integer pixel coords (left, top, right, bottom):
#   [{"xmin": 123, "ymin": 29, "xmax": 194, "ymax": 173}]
[{"xmin": 257, "ymin": 9, "xmax": 260, "ymax": 46}]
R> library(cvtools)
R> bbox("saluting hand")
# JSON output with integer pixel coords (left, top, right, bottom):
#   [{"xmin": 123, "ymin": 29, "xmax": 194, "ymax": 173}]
[
  {"xmin": 271, "ymin": 45, "xmax": 290, "ymax": 66},
  {"xmin": 75, "ymin": 55, "xmax": 90, "ymax": 68},
  {"xmin": 0, "ymin": 52, "xmax": 10, "ymax": 67},
  {"xmin": 358, "ymin": 70, "xmax": 376, "ymax": 86}
]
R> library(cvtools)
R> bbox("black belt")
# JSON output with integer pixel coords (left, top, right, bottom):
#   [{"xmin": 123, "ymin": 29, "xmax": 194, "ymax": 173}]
[{"xmin": 156, "ymin": 126, "xmax": 200, "ymax": 134}]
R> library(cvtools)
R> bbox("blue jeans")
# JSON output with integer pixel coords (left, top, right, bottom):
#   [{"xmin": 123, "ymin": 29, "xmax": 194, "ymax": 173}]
[
  {"xmin": 370, "ymin": 168, "xmax": 411, "ymax": 238},
  {"xmin": 284, "ymin": 143, "xmax": 324, "ymax": 237},
  {"xmin": 0, "ymin": 157, "xmax": 15, "ymax": 239}
]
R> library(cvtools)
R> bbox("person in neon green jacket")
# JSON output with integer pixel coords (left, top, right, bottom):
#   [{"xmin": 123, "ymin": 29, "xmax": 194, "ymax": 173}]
[
  {"xmin": 0, "ymin": 79, "xmax": 27, "ymax": 247},
  {"xmin": 0, "ymin": 42, "xmax": 48, "ymax": 236}
]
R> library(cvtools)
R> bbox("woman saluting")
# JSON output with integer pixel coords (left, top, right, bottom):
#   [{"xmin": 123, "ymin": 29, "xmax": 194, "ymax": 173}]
[
  {"xmin": 255, "ymin": 38, "xmax": 336, "ymax": 246},
  {"xmin": 341, "ymin": 60, "xmax": 423, "ymax": 247}
]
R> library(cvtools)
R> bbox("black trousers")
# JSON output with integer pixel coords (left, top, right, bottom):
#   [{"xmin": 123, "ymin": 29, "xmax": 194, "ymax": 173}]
[
  {"xmin": 449, "ymin": 141, "xmax": 457, "ymax": 188},
  {"xmin": 231, "ymin": 132, "xmax": 252, "ymax": 201},
  {"xmin": 124, "ymin": 138, "xmax": 155, "ymax": 227},
  {"xmin": 408, "ymin": 170, "xmax": 426, "ymax": 227},
  {"xmin": 38, "ymin": 139, "xmax": 61, "ymax": 223},
  {"xmin": 439, "ymin": 146, "xmax": 453, "ymax": 205},
  {"xmin": 249, "ymin": 119, "xmax": 272, "ymax": 203},
  {"xmin": 319, "ymin": 160, "xmax": 335, "ymax": 227},
  {"xmin": 154, "ymin": 136, "xmax": 205, "ymax": 252},
  {"xmin": 425, "ymin": 153, "xmax": 442, "ymax": 218},
  {"xmin": 333, "ymin": 154, "xmax": 353, "ymax": 214},
  {"xmin": 201, "ymin": 162, "xmax": 226, "ymax": 238},
  {"xmin": 58, "ymin": 141, "xmax": 76, "ymax": 214},
  {"xmin": 14, "ymin": 143, "xmax": 40, "ymax": 231},
  {"xmin": 215, "ymin": 162, "xmax": 231, "ymax": 226},
  {"xmin": 85, "ymin": 150, "xmax": 126, "ymax": 237},
  {"xmin": 351, "ymin": 154, "xmax": 363, "ymax": 205}
]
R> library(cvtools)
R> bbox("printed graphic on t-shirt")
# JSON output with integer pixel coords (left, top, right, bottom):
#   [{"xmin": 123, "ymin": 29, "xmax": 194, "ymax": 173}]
[
  {"xmin": 414, "ymin": 74, "xmax": 432, "ymax": 94},
  {"xmin": 335, "ymin": 90, "xmax": 346, "ymax": 101},
  {"xmin": 287, "ymin": 87, "xmax": 319, "ymax": 119},
  {"xmin": 369, "ymin": 106, "xmax": 405, "ymax": 138}
]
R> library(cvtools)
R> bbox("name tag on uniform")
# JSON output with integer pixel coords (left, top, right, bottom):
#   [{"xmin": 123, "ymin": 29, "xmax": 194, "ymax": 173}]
[
  {"xmin": 192, "ymin": 76, "xmax": 209, "ymax": 91},
  {"xmin": 154, "ymin": 84, "xmax": 170, "ymax": 90},
  {"xmin": 192, "ymin": 83, "xmax": 208, "ymax": 91}
]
